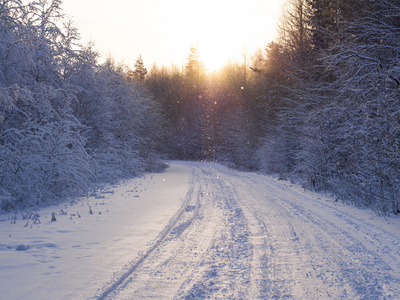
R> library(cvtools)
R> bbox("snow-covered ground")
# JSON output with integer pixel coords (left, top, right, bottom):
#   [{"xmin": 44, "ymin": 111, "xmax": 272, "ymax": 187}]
[
  {"xmin": 0, "ymin": 163, "xmax": 190, "ymax": 299},
  {"xmin": 1, "ymin": 161, "xmax": 399, "ymax": 299}
]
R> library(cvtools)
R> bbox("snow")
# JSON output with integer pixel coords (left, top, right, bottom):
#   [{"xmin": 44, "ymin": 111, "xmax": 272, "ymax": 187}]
[
  {"xmin": 1, "ymin": 161, "xmax": 400, "ymax": 299},
  {"xmin": 0, "ymin": 163, "xmax": 191, "ymax": 299}
]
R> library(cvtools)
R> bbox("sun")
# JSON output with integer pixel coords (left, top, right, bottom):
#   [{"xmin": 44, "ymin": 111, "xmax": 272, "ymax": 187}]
[
  {"xmin": 194, "ymin": 3, "xmax": 249, "ymax": 71},
  {"xmin": 165, "ymin": 0, "xmax": 282, "ymax": 72},
  {"xmin": 196, "ymin": 28, "xmax": 245, "ymax": 72}
]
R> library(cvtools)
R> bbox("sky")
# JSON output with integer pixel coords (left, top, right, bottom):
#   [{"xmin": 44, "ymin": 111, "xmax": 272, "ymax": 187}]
[{"xmin": 61, "ymin": 0, "xmax": 286, "ymax": 71}]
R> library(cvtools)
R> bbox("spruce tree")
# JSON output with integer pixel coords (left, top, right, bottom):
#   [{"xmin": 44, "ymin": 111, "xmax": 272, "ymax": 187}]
[{"xmin": 133, "ymin": 55, "xmax": 147, "ymax": 81}]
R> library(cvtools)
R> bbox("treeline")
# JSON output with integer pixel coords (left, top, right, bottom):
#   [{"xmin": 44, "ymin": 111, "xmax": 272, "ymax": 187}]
[
  {"xmin": 148, "ymin": 0, "xmax": 400, "ymax": 214},
  {"xmin": 2, "ymin": 0, "xmax": 399, "ymax": 215},
  {"xmin": 0, "ymin": 0, "xmax": 164, "ymax": 210},
  {"xmin": 254, "ymin": 0, "xmax": 400, "ymax": 215},
  {"xmin": 146, "ymin": 47, "xmax": 266, "ymax": 169}
]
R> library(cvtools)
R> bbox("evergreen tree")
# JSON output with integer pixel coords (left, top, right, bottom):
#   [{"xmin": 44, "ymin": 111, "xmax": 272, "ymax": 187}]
[
  {"xmin": 128, "ymin": 54, "xmax": 147, "ymax": 81},
  {"xmin": 185, "ymin": 46, "xmax": 206, "ymax": 80}
]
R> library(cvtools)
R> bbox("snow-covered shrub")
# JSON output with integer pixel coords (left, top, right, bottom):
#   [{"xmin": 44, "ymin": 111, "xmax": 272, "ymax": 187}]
[
  {"xmin": 0, "ymin": 84, "xmax": 95, "ymax": 210},
  {"xmin": 0, "ymin": 0, "xmax": 165, "ymax": 210},
  {"xmin": 69, "ymin": 58, "xmax": 165, "ymax": 182}
]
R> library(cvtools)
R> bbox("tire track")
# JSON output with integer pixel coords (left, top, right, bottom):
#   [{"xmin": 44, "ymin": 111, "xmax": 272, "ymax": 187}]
[
  {"xmin": 215, "ymin": 164, "xmax": 400, "ymax": 299},
  {"xmin": 100, "ymin": 164, "xmax": 223, "ymax": 299},
  {"xmin": 92, "ymin": 169, "xmax": 198, "ymax": 300},
  {"xmin": 176, "ymin": 169, "xmax": 253, "ymax": 299}
]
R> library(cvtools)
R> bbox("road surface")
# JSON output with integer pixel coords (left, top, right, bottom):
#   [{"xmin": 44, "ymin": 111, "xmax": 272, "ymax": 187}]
[{"xmin": 94, "ymin": 161, "xmax": 400, "ymax": 299}]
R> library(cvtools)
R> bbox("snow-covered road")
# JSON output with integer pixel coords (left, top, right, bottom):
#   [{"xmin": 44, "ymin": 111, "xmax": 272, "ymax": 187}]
[
  {"xmin": 1, "ymin": 161, "xmax": 400, "ymax": 299},
  {"xmin": 95, "ymin": 162, "xmax": 400, "ymax": 299}
]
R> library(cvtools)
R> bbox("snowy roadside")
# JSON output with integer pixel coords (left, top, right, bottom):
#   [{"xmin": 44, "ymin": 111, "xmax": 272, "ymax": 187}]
[{"xmin": 0, "ymin": 163, "xmax": 191, "ymax": 300}]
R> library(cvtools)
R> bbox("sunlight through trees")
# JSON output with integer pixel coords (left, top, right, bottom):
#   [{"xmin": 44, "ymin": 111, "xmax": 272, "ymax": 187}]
[
  {"xmin": 147, "ymin": 0, "xmax": 400, "ymax": 215},
  {"xmin": 2, "ymin": 0, "xmax": 400, "ymax": 215}
]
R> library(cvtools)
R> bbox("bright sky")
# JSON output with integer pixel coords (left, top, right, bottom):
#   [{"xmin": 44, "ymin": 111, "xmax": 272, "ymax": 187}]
[{"xmin": 61, "ymin": 0, "xmax": 286, "ymax": 71}]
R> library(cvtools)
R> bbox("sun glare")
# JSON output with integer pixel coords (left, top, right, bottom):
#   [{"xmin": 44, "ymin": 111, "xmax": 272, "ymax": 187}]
[
  {"xmin": 61, "ymin": 0, "xmax": 284, "ymax": 70},
  {"xmin": 165, "ymin": 0, "xmax": 280, "ymax": 72}
]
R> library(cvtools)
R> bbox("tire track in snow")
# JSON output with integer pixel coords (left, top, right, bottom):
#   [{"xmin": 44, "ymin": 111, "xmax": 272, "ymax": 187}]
[
  {"xmin": 97, "ymin": 163, "xmax": 255, "ymax": 299},
  {"xmin": 275, "ymin": 191, "xmax": 400, "ymax": 299},
  {"xmin": 110, "ymin": 164, "xmax": 223, "ymax": 299},
  {"xmin": 175, "ymin": 166, "xmax": 253, "ymax": 299},
  {"xmin": 216, "ymin": 169, "xmax": 301, "ymax": 299},
  {"xmin": 92, "ymin": 169, "xmax": 199, "ymax": 300},
  {"xmin": 215, "ymin": 164, "xmax": 400, "ymax": 299}
]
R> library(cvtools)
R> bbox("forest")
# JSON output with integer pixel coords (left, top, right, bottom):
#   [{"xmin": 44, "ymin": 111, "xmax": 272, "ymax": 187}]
[
  {"xmin": 0, "ymin": 0, "xmax": 165, "ymax": 210},
  {"xmin": 1, "ymin": 0, "xmax": 400, "ymax": 215}
]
